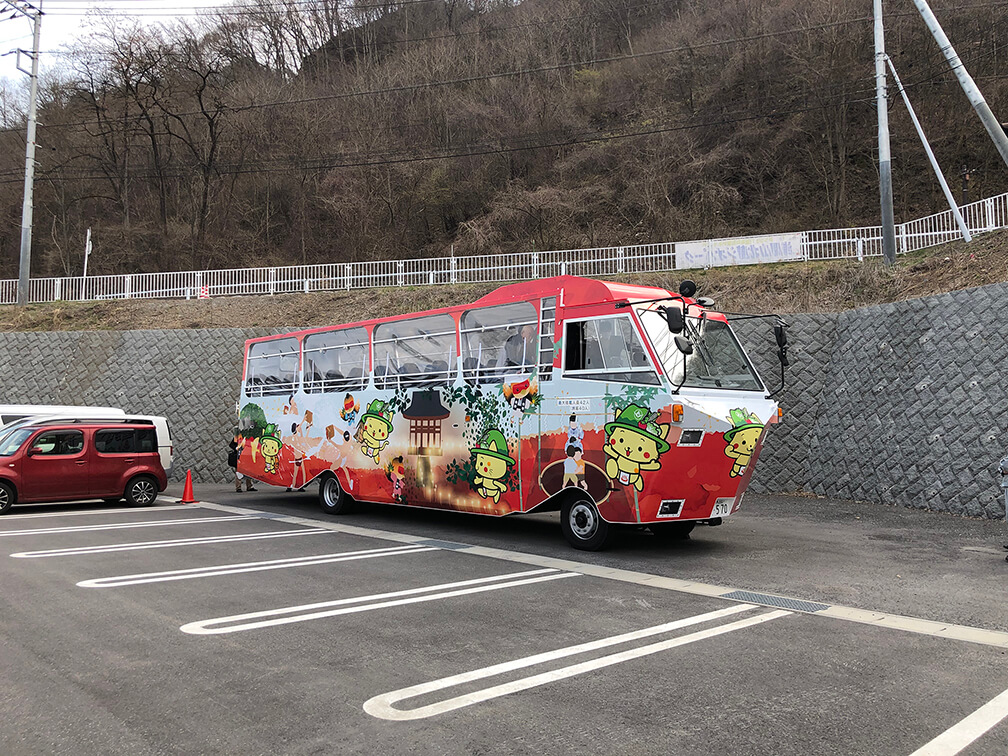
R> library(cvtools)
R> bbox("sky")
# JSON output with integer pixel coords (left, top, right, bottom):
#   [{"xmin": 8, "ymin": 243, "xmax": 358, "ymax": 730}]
[{"xmin": 0, "ymin": 0, "xmax": 229, "ymax": 95}]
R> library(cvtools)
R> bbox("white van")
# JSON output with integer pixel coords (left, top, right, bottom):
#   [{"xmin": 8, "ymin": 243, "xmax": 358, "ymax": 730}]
[
  {"xmin": 0, "ymin": 405, "xmax": 125, "ymax": 426},
  {"xmin": 0, "ymin": 407, "xmax": 173, "ymax": 476}
]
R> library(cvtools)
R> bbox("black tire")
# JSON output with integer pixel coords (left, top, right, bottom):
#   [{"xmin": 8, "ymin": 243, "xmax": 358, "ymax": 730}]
[
  {"xmin": 0, "ymin": 481, "xmax": 14, "ymax": 515},
  {"xmin": 318, "ymin": 474, "xmax": 353, "ymax": 515},
  {"xmin": 650, "ymin": 522, "xmax": 695, "ymax": 541},
  {"xmin": 560, "ymin": 496, "xmax": 610, "ymax": 551},
  {"xmin": 124, "ymin": 475, "xmax": 159, "ymax": 507}
]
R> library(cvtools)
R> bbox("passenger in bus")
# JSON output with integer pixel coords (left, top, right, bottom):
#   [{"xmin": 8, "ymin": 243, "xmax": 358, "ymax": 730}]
[{"xmin": 498, "ymin": 324, "xmax": 538, "ymax": 371}]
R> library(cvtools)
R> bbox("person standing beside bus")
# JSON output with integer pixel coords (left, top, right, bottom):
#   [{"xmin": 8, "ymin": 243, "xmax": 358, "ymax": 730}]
[{"xmin": 229, "ymin": 432, "xmax": 257, "ymax": 492}]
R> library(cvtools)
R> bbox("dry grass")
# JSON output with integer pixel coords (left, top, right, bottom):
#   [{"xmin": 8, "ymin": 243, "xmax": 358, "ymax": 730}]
[{"xmin": 1, "ymin": 231, "xmax": 1005, "ymax": 332}]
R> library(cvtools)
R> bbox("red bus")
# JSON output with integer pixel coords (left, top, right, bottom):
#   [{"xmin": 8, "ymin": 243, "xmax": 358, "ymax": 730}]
[{"xmin": 236, "ymin": 276, "xmax": 787, "ymax": 549}]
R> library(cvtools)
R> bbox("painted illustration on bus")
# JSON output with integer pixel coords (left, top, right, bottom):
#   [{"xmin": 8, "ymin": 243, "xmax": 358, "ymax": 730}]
[{"xmin": 236, "ymin": 276, "xmax": 789, "ymax": 549}]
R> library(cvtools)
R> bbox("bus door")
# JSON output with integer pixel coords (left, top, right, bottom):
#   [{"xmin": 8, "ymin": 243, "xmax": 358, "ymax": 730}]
[{"xmin": 555, "ymin": 313, "xmax": 664, "ymax": 522}]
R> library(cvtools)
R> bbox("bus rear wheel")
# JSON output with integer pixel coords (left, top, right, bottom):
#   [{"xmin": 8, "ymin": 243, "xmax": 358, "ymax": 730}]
[
  {"xmin": 319, "ymin": 475, "xmax": 352, "ymax": 515},
  {"xmin": 561, "ymin": 497, "xmax": 610, "ymax": 551}
]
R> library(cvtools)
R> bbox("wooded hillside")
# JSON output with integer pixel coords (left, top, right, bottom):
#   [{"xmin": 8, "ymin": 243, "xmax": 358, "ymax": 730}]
[{"xmin": 1, "ymin": 0, "xmax": 1006, "ymax": 279}]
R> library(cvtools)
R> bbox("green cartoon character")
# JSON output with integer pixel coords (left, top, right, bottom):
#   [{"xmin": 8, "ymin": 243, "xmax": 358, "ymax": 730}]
[
  {"xmin": 603, "ymin": 403, "xmax": 671, "ymax": 491},
  {"xmin": 470, "ymin": 429, "xmax": 515, "ymax": 504},
  {"xmin": 723, "ymin": 408, "xmax": 764, "ymax": 477},
  {"xmin": 259, "ymin": 423, "xmax": 283, "ymax": 475},
  {"xmin": 354, "ymin": 399, "xmax": 394, "ymax": 464}
]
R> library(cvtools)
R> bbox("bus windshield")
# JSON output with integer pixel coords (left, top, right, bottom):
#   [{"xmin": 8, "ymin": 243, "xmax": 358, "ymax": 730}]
[
  {"xmin": 0, "ymin": 428, "xmax": 34, "ymax": 456},
  {"xmin": 638, "ymin": 307, "xmax": 764, "ymax": 392}
]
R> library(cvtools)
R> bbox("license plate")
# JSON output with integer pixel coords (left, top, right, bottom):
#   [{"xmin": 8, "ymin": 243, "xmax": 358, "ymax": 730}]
[{"xmin": 711, "ymin": 497, "xmax": 734, "ymax": 518}]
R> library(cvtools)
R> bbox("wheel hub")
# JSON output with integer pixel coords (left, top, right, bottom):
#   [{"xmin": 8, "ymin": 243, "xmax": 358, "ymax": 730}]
[{"xmin": 569, "ymin": 502, "xmax": 597, "ymax": 539}]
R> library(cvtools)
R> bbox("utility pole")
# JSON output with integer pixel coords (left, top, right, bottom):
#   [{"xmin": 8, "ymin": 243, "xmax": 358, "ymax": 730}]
[
  {"xmin": 5, "ymin": 0, "xmax": 43, "ymax": 305},
  {"xmin": 912, "ymin": 0, "xmax": 1008, "ymax": 169},
  {"xmin": 885, "ymin": 55, "xmax": 971, "ymax": 243},
  {"xmin": 874, "ymin": 0, "xmax": 897, "ymax": 265}
]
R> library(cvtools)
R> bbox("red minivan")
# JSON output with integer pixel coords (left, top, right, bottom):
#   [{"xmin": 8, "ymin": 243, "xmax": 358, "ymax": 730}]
[{"xmin": 0, "ymin": 421, "xmax": 168, "ymax": 514}]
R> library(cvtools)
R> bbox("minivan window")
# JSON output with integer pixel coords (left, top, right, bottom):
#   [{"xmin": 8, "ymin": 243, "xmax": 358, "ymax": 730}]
[
  {"xmin": 31, "ymin": 430, "xmax": 85, "ymax": 455},
  {"xmin": 0, "ymin": 428, "xmax": 33, "ymax": 456},
  {"xmin": 95, "ymin": 428, "xmax": 156, "ymax": 454}
]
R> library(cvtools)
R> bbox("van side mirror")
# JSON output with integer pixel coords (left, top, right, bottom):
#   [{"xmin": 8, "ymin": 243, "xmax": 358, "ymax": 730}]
[
  {"xmin": 662, "ymin": 306, "xmax": 684, "ymax": 334},
  {"xmin": 27, "ymin": 447, "xmax": 42, "ymax": 457},
  {"xmin": 674, "ymin": 334, "xmax": 693, "ymax": 355}
]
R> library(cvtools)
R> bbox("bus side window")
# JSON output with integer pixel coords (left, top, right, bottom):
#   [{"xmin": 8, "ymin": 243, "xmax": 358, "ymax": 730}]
[
  {"xmin": 373, "ymin": 314, "xmax": 456, "ymax": 390},
  {"xmin": 245, "ymin": 337, "xmax": 300, "ymax": 396},
  {"xmin": 563, "ymin": 316, "xmax": 659, "ymax": 385},
  {"xmin": 461, "ymin": 301, "xmax": 539, "ymax": 384},
  {"xmin": 303, "ymin": 327, "xmax": 368, "ymax": 394}
]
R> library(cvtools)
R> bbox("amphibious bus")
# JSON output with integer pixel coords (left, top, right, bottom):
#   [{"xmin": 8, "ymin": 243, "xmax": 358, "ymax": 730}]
[{"xmin": 235, "ymin": 276, "xmax": 787, "ymax": 549}]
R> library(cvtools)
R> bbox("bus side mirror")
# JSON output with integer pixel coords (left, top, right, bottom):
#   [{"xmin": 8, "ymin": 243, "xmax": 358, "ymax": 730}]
[
  {"xmin": 663, "ymin": 306, "xmax": 684, "ymax": 334},
  {"xmin": 674, "ymin": 334, "xmax": 693, "ymax": 355},
  {"xmin": 774, "ymin": 322, "xmax": 788, "ymax": 348}
]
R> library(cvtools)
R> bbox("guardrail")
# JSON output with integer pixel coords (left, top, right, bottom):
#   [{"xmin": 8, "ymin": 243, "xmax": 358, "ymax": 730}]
[{"xmin": 3, "ymin": 192, "xmax": 1006, "ymax": 305}]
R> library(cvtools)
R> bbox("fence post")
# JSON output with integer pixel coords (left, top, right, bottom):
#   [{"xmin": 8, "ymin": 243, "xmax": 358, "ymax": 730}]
[
  {"xmin": 532, "ymin": 252, "xmax": 539, "ymax": 280},
  {"xmin": 54, "ymin": 278, "xmax": 61, "ymax": 301},
  {"xmin": 304, "ymin": 276, "xmax": 309, "ymax": 294},
  {"xmin": 898, "ymin": 225, "xmax": 908, "ymax": 255},
  {"xmin": 397, "ymin": 260, "xmax": 405, "ymax": 287},
  {"xmin": 987, "ymin": 197, "xmax": 996, "ymax": 231},
  {"xmin": 125, "ymin": 274, "xmax": 133, "ymax": 299},
  {"xmin": 617, "ymin": 246, "xmax": 625, "ymax": 273},
  {"xmin": 450, "ymin": 255, "xmax": 457, "ymax": 284},
  {"xmin": 857, "ymin": 238, "xmax": 864, "ymax": 262},
  {"xmin": 269, "ymin": 268, "xmax": 276, "ymax": 296}
]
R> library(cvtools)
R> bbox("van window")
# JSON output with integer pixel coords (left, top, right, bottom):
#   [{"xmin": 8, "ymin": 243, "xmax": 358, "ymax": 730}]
[
  {"xmin": 563, "ymin": 316, "xmax": 659, "ymax": 385},
  {"xmin": 31, "ymin": 430, "xmax": 85, "ymax": 455},
  {"xmin": 460, "ymin": 302, "xmax": 539, "ymax": 384},
  {"xmin": 373, "ymin": 314, "xmax": 456, "ymax": 389},
  {"xmin": 303, "ymin": 327, "xmax": 368, "ymax": 394},
  {"xmin": 245, "ymin": 338, "xmax": 300, "ymax": 397},
  {"xmin": 95, "ymin": 428, "xmax": 157, "ymax": 454}
]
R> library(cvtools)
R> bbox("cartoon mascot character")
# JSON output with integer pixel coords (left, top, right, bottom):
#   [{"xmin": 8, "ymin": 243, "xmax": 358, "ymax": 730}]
[
  {"xmin": 470, "ymin": 429, "xmax": 515, "ymax": 504},
  {"xmin": 259, "ymin": 424, "xmax": 283, "ymax": 476},
  {"xmin": 723, "ymin": 408, "xmax": 764, "ymax": 477},
  {"xmin": 355, "ymin": 399, "xmax": 394, "ymax": 464},
  {"xmin": 604, "ymin": 404, "xmax": 670, "ymax": 491}
]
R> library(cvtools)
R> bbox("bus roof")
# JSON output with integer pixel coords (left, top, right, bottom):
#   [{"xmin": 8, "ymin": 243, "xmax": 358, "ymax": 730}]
[{"xmin": 247, "ymin": 276, "xmax": 677, "ymax": 345}]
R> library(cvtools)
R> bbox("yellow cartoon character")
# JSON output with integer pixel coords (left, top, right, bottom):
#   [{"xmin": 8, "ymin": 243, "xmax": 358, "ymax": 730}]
[
  {"xmin": 723, "ymin": 408, "xmax": 764, "ymax": 477},
  {"xmin": 604, "ymin": 404, "xmax": 670, "ymax": 491},
  {"xmin": 259, "ymin": 424, "xmax": 282, "ymax": 475},
  {"xmin": 354, "ymin": 399, "xmax": 394, "ymax": 464},
  {"xmin": 470, "ymin": 429, "xmax": 515, "ymax": 504}
]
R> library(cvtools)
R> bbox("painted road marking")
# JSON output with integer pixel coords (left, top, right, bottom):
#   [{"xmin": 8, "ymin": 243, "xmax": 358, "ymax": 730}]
[
  {"xmin": 365, "ymin": 607, "xmax": 789, "ymax": 720},
  {"xmin": 0, "ymin": 505, "xmax": 191, "ymax": 520},
  {"xmin": 11, "ymin": 528, "xmax": 333, "ymax": 558},
  {"xmin": 181, "ymin": 568, "xmax": 579, "ymax": 635},
  {"xmin": 185, "ymin": 500, "xmax": 1008, "ymax": 649},
  {"xmin": 909, "ymin": 685, "xmax": 1008, "ymax": 756},
  {"xmin": 0, "ymin": 515, "xmax": 255, "ymax": 538},
  {"xmin": 77, "ymin": 544, "xmax": 437, "ymax": 588}
]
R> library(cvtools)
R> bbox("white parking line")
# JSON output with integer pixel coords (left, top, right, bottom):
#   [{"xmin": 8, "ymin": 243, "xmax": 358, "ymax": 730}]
[
  {"xmin": 0, "ymin": 505, "xmax": 192, "ymax": 520},
  {"xmin": 11, "ymin": 528, "xmax": 333, "ymax": 558},
  {"xmin": 365, "ymin": 606, "xmax": 789, "ymax": 720},
  {"xmin": 909, "ymin": 685, "xmax": 1008, "ymax": 756},
  {"xmin": 0, "ymin": 515, "xmax": 255, "ymax": 538},
  {"xmin": 77, "ymin": 544, "xmax": 438, "ymax": 588},
  {"xmin": 181, "ymin": 568, "xmax": 579, "ymax": 635}
]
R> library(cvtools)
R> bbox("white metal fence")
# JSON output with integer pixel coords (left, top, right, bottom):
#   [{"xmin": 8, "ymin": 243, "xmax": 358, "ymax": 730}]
[{"xmin": 3, "ymin": 192, "xmax": 1006, "ymax": 306}]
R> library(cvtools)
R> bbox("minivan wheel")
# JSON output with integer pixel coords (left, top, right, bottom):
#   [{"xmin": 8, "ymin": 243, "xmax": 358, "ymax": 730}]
[
  {"xmin": 125, "ymin": 475, "xmax": 158, "ymax": 507},
  {"xmin": 560, "ymin": 496, "xmax": 610, "ymax": 551},
  {"xmin": 318, "ymin": 474, "xmax": 352, "ymax": 515},
  {"xmin": 0, "ymin": 481, "xmax": 14, "ymax": 515}
]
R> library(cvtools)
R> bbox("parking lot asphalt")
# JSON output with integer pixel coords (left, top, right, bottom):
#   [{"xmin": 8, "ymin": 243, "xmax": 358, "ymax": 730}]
[{"xmin": 2, "ymin": 487, "xmax": 1007, "ymax": 755}]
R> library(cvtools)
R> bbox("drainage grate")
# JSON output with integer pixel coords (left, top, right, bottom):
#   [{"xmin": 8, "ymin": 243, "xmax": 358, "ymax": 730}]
[
  {"xmin": 415, "ymin": 539, "xmax": 469, "ymax": 551},
  {"xmin": 721, "ymin": 590, "xmax": 829, "ymax": 613}
]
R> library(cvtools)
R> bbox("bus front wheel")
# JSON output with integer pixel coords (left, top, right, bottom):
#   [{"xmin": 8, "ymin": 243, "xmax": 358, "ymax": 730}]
[
  {"xmin": 561, "ymin": 497, "xmax": 610, "ymax": 551},
  {"xmin": 319, "ymin": 475, "xmax": 352, "ymax": 515}
]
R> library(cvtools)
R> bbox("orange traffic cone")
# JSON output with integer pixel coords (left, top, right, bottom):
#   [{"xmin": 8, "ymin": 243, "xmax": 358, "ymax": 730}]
[{"xmin": 181, "ymin": 469, "xmax": 198, "ymax": 504}]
